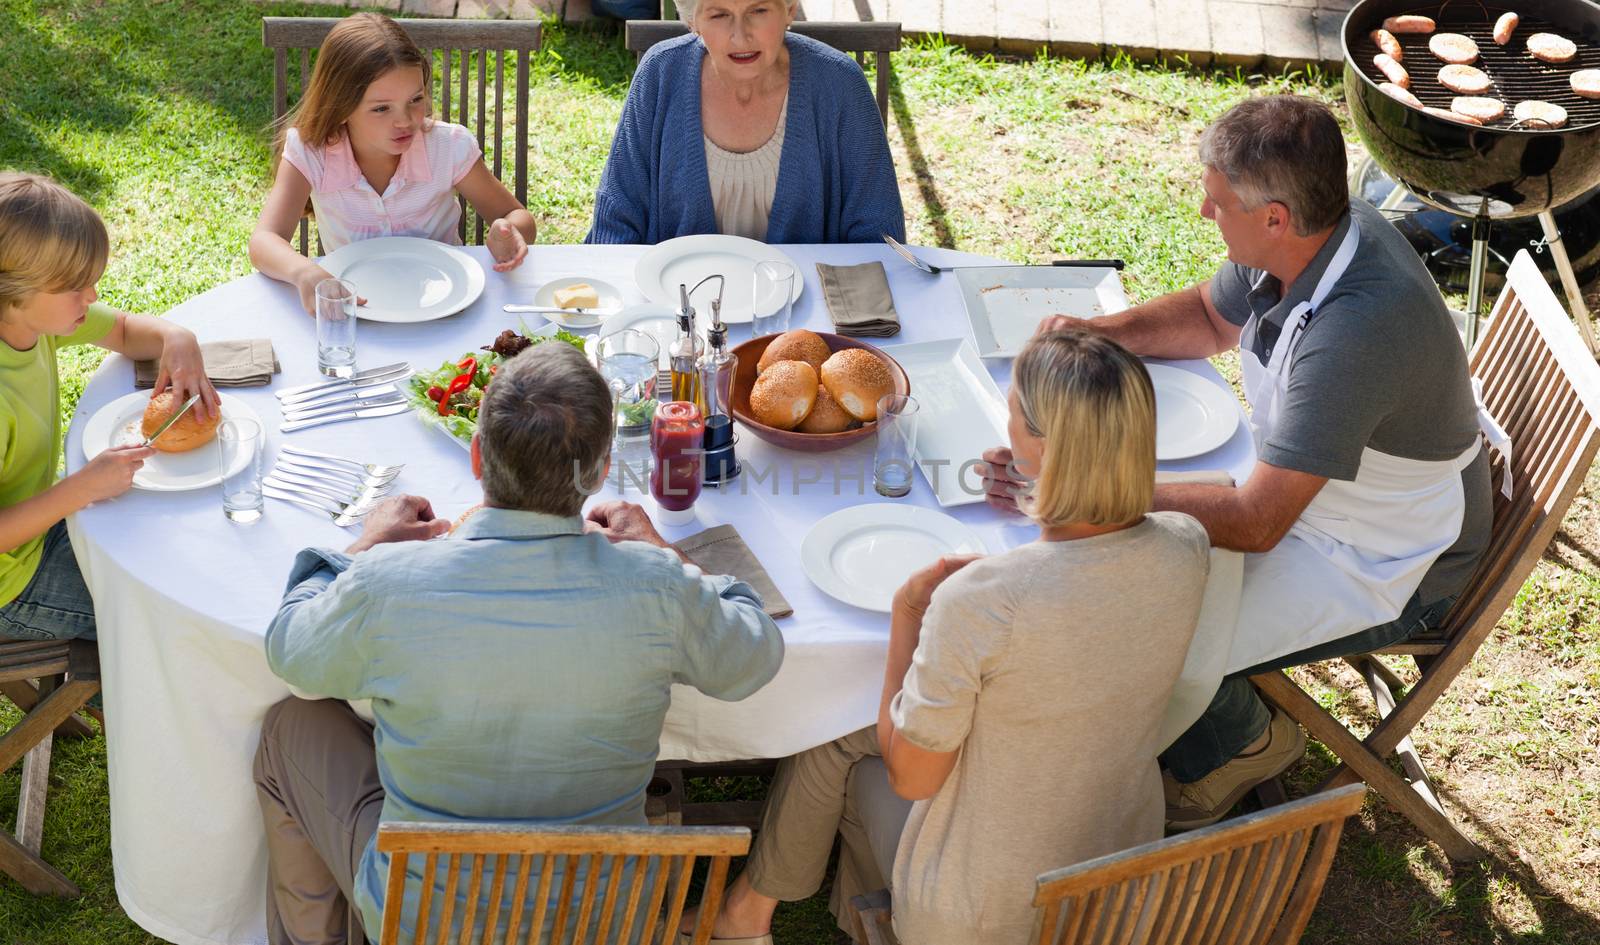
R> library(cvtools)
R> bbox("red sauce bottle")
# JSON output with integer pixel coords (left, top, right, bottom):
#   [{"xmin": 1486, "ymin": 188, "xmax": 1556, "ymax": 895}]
[{"xmin": 650, "ymin": 401, "xmax": 704, "ymax": 525}]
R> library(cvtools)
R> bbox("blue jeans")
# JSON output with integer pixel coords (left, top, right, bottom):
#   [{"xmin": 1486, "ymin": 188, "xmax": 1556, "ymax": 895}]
[
  {"xmin": 0, "ymin": 521, "xmax": 97, "ymax": 642},
  {"xmin": 1160, "ymin": 594, "xmax": 1456, "ymax": 783}
]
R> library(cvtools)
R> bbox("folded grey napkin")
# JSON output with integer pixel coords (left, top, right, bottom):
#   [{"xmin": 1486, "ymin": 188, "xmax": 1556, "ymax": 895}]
[
  {"xmin": 816, "ymin": 261, "xmax": 900, "ymax": 338},
  {"xmin": 134, "ymin": 338, "xmax": 281, "ymax": 388},
  {"xmin": 673, "ymin": 524, "xmax": 794, "ymax": 619}
]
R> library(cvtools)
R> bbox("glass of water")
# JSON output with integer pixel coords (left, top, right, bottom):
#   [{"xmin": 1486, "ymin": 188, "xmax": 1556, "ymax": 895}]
[
  {"xmin": 752, "ymin": 260, "xmax": 796, "ymax": 337},
  {"xmin": 315, "ymin": 278, "xmax": 358, "ymax": 378},
  {"xmin": 873, "ymin": 394, "xmax": 920, "ymax": 498},
  {"xmin": 597, "ymin": 329, "xmax": 661, "ymax": 491},
  {"xmin": 218, "ymin": 417, "xmax": 263, "ymax": 524}
]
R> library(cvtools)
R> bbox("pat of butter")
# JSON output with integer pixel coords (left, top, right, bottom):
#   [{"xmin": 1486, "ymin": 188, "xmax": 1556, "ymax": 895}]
[{"xmin": 553, "ymin": 283, "xmax": 600, "ymax": 309}]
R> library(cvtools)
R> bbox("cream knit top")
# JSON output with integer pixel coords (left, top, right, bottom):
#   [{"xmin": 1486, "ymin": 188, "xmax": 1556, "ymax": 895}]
[{"xmin": 704, "ymin": 96, "xmax": 789, "ymax": 242}]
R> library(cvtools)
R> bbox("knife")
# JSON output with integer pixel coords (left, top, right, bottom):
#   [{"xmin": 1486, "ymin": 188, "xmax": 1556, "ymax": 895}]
[
  {"xmin": 142, "ymin": 394, "xmax": 202, "ymax": 447},
  {"xmin": 276, "ymin": 371, "xmax": 411, "ymax": 409},
  {"xmin": 502, "ymin": 304, "xmax": 618, "ymax": 318},
  {"xmin": 276, "ymin": 362, "xmax": 410, "ymax": 401},
  {"xmin": 280, "ymin": 401, "xmax": 410, "ymax": 433},
  {"xmin": 281, "ymin": 395, "xmax": 406, "ymax": 423},
  {"xmin": 279, "ymin": 383, "xmax": 400, "ymax": 413},
  {"xmin": 881, "ymin": 232, "xmax": 1125, "ymax": 273}
]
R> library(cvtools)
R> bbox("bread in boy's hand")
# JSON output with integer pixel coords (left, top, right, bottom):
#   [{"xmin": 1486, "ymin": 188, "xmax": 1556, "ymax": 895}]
[{"xmin": 141, "ymin": 390, "xmax": 219, "ymax": 452}]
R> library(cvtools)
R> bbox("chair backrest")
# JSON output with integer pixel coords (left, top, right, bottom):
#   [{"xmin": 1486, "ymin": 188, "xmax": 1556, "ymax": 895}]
[
  {"xmin": 261, "ymin": 16, "xmax": 541, "ymax": 254},
  {"xmin": 1031, "ymin": 784, "xmax": 1365, "ymax": 945},
  {"xmin": 623, "ymin": 20, "xmax": 900, "ymax": 126},
  {"xmin": 375, "ymin": 822, "xmax": 749, "ymax": 945}
]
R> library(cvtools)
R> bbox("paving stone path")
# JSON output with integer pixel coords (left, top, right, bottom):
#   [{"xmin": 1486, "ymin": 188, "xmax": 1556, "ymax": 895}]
[{"xmin": 309, "ymin": 0, "xmax": 1357, "ymax": 69}]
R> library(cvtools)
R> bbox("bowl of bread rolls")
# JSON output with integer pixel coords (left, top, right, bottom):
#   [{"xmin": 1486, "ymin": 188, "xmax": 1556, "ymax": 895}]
[{"xmin": 729, "ymin": 329, "xmax": 910, "ymax": 452}]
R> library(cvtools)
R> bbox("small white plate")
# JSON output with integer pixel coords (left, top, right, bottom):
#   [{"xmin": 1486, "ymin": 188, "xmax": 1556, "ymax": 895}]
[
  {"xmin": 800, "ymin": 504, "xmax": 987, "ymax": 612},
  {"xmin": 1147, "ymin": 364, "xmax": 1241, "ymax": 461},
  {"xmin": 956, "ymin": 265, "xmax": 1129, "ymax": 358},
  {"xmin": 80, "ymin": 393, "xmax": 263, "ymax": 492},
  {"xmin": 531, "ymin": 277, "xmax": 622, "ymax": 330},
  {"xmin": 322, "ymin": 237, "xmax": 486, "ymax": 323},
  {"xmin": 883, "ymin": 338, "xmax": 1010, "ymax": 507},
  {"xmin": 635, "ymin": 235, "xmax": 803, "ymax": 325},
  {"xmin": 599, "ymin": 304, "xmax": 703, "ymax": 369}
]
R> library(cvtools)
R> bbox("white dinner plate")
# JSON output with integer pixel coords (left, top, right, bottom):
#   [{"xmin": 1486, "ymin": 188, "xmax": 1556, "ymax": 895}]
[
  {"xmin": 956, "ymin": 265, "xmax": 1129, "ymax": 358},
  {"xmin": 532, "ymin": 276, "xmax": 622, "ymax": 330},
  {"xmin": 800, "ymin": 504, "xmax": 987, "ymax": 613},
  {"xmin": 1147, "ymin": 364, "xmax": 1241, "ymax": 461},
  {"xmin": 322, "ymin": 237, "xmax": 486, "ymax": 323},
  {"xmin": 635, "ymin": 235, "xmax": 803, "ymax": 325},
  {"xmin": 883, "ymin": 338, "xmax": 1010, "ymax": 507},
  {"xmin": 599, "ymin": 304, "xmax": 703, "ymax": 369},
  {"xmin": 80, "ymin": 392, "xmax": 263, "ymax": 492}
]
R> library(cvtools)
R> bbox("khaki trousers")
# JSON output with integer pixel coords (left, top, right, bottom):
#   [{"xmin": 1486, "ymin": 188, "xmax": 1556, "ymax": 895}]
[
  {"xmin": 745, "ymin": 727, "xmax": 912, "ymax": 938},
  {"xmin": 253, "ymin": 697, "xmax": 386, "ymax": 945}
]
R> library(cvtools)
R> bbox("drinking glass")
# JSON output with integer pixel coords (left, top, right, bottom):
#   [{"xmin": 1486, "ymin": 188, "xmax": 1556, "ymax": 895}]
[
  {"xmin": 218, "ymin": 417, "xmax": 264, "ymax": 524},
  {"xmin": 873, "ymin": 394, "xmax": 920, "ymax": 498},
  {"xmin": 315, "ymin": 278, "xmax": 358, "ymax": 378},
  {"xmin": 752, "ymin": 260, "xmax": 797, "ymax": 337},
  {"xmin": 597, "ymin": 330, "xmax": 661, "ymax": 491}
]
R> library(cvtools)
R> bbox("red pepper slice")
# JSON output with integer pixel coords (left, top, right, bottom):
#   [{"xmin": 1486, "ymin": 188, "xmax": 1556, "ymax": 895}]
[
  {"xmin": 446, "ymin": 373, "xmax": 473, "ymax": 397},
  {"xmin": 456, "ymin": 356, "xmax": 477, "ymax": 376}
]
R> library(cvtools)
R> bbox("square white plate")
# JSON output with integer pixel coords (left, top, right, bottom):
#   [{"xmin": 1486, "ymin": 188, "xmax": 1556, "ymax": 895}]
[
  {"xmin": 956, "ymin": 265, "xmax": 1130, "ymax": 358},
  {"xmin": 884, "ymin": 338, "xmax": 1010, "ymax": 507}
]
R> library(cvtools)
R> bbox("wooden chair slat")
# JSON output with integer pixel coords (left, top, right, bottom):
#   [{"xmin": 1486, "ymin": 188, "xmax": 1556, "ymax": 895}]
[
  {"xmin": 381, "ymin": 851, "xmax": 410, "ymax": 944},
  {"xmin": 456, "ymin": 854, "xmax": 485, "ymax": 945},
  {"xmin": 1109, "ymin": 873, "xmax": 1152, "ymax": 945},
  {"xmin": 660, "ymin": 855, "xmax": 696, "ymax": 945},
  {"xmin": 1266, "ymin": 819, "xmax": 1348, "ymax": 945},
  {"xmin": 548, "ymin": 854, "xmax": 578, "ymax": 944},
  {"xmin": 503, "ymin": 853, "xmax": 535, "ymax": 943},
  {"xmin": 1033, "ymin": 897, "xmax": 1062, "ymax": 945},
  {"xmin": 590, "ymin": 854, "xmax": 625, "ymax": 945},
  {"xmin": 1227, "ymin": 837, "xmax": 1285, "ymax": 945},
  {"xmin": 634, "ymin": 847, "xmax": 674, "ymax": 945},
  {"xmin": 493, "ymin": 49, "xmax": 505, "ymax": 184},
  {"xmin": 1150, "ymin": 861, "xmax": 1199, "ymax": 944},
  {"xmin": 265, "ymin": 16, "xmax": 540, "ymax": 50},
  {"xmin": 524, "ymin": 854, "xmax": 557, "ymax": 945},
  {"xmin": 477, "ymin": 853, "xmax": 508, "ymax": 945},
  {"xmin": 1063, "ymin": 887, "xmax": 1101, "ymax": 945},
  {"xmin": 692, "ymin": 856, "xmax": 734, "ymax": 945},
  {"xmin": 1252, "ymin": 829, "xmax": 1312, "ymax": 945},
  {"xmin": 433, "ymin": 853, "xmax": 462, "ymax": 945},
  {"xmin": 416, "ymin": 852, "xmax": 439, "ymax": 942},
  {"xmin": 573, "ymin": 854, "xmax": 603, "ymax": 945},
  {"xmin": 457, "ymin": 45, "xmax": 469, "ymax": 244},
  {"xmin": 615, "ymin": 855, "xmax": 650, "ymax": 945},
  {"xmin": 474, "ymin": 50, "xmax": 487, "ymax": 245}
]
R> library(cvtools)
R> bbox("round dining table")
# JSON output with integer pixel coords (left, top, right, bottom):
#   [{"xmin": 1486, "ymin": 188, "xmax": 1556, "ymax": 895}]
[{"xmin": 64, "ymin": 243, "xmax": 1255, "ymax": 945}]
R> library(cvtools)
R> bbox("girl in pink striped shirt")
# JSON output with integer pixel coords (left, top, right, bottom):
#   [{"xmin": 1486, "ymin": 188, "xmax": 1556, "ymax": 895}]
[{"xmin": 249, "ymin": 13, "xmax": 537, "ymax": 314}]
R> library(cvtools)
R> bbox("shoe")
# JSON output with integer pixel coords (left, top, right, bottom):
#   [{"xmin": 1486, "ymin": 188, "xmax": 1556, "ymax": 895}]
[{"xmin": 1164, "ymin": 708, "xmax": 1306, "ymax": 831}]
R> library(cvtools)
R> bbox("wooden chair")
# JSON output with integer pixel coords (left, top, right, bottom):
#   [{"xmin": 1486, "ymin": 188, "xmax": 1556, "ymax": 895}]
[
  {"xmin": 1250, "ymin": 250, "xmax": 1600, "ymax": 863},
  {"xmin": 0, "ymin": 640, "xmax": 99, "ymax": 897},
  {"xmin": 261, "ymin": 17, "xmax": 542, "ymax": 255},
  {"xmin": 851, "ymin": 784, "xmax": 1366, "ymax": 945},
  {"xmin": 375, "ymin": 821, "xmax": 749, "ymax": 944},
  {"xmin": 623, "ymin": 20, "xmax": 901, "ymax": 126}
]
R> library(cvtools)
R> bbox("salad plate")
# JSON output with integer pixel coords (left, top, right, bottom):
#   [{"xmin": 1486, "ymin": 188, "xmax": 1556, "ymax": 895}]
[
  {"xmin": 322, "ymin": 237, "xmax": 486, "ymax": 324},
  {"xmin": 1147, "ymin": 364, "xmax": 1241, "ymax": 461},
  {"xmin": 800, "ymin": 504, "xmax": 986, "ymax": 612},
  {"xmin": 407, "ymin": 327, "xmax": 587, "ymax": 449}
]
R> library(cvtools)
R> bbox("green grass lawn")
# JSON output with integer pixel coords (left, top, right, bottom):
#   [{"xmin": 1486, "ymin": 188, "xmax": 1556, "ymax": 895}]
[{"xmin": 1, "ymin": 1, "xmax": 1597, "ymax": 943}]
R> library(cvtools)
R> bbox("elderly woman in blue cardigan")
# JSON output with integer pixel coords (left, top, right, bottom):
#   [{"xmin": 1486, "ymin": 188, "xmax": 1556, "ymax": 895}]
[{"xmin": 586, "ymin": 0, "xmax": 905, "ymax": 244}]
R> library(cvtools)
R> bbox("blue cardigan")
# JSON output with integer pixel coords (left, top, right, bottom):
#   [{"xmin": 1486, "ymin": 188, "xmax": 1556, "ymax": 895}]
[{"xmin": 586, "ymin": 32, "xmax": 906, "ymax": 245}]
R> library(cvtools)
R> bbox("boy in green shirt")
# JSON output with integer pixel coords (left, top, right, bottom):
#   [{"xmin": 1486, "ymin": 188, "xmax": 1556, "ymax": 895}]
[{"xmin": 0, "ymin": 173, "xmax": 218, "ymax": 642}]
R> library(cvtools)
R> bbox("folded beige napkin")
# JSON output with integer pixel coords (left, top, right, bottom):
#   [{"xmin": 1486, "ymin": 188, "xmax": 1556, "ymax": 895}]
[
  {"xmin": 673, "ymin": 524, "xmax": 793, "ymax": 619},
  {"xmin": 134, "ymin": 339, "xmax": 280, "ymax": 389},
  {"xmin": 816, "ymin": 261, "xmax": 900, "ymax": 338}
]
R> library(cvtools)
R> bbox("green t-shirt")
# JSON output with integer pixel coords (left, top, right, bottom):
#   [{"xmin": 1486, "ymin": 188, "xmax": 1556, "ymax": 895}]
[{"xmin": 0, "ymin": 301, "xmax": 117, "ymax": 604}]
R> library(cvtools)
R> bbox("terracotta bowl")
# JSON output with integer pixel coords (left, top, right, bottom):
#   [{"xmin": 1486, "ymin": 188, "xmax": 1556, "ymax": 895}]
[{"xmin": 729, "ymin": 332, "xmax": 911, "ymax": 452}]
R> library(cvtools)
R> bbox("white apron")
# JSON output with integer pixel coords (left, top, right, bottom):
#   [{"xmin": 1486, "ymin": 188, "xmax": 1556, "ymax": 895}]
[{"xmin": 1227, "ymin": 218, "xmax": 1500, "ymax": 672}]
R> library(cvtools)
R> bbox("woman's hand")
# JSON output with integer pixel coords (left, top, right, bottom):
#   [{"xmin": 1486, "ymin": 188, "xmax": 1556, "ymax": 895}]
[
  {"xmin": 151, "ymin": 328, "xmax": 221, "ymax": 422},
  {"xmin": 892, "ymin": 554, "xmax": 983, "ymax": 620},
  {"xmin": 976, "ymin": 446, "xmax": 1027, "ymax": 514},
  {"xmin": 486, "ymin": 218, "xmax": 528, "ymax": 272},
  {"xmin": 72, "ymin": 445, "xmax": 155, "ymax": 503}
]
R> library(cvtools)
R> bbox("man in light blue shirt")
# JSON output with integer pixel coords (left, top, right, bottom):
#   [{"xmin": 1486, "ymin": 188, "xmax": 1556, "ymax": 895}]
[{"xmin": 253, "ymin": 342, "xmax": 784, "ymax": 945}]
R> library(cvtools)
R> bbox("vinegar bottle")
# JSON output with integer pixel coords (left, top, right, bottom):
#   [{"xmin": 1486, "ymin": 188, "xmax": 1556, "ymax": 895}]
[{"xmin": 669, "ymin": 284, "xmax": 703, "ymax": 405}]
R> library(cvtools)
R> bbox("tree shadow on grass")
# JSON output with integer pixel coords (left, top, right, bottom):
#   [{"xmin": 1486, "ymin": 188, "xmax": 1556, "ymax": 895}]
[{"xmin": 887, "ymin": 70, "xmax": 955, "ymax": 249}]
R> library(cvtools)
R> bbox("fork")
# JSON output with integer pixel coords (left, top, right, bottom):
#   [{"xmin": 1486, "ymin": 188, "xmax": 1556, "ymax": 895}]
[
  {"xmin": 276, "ymin": 457, "xmax": 401, "ymax": 490},
  {"xmin": 261, "ymin": 487, "xmax": 369, "ymax": 528},
  {"xmin": 279, "ymin": 444, "xmax": 405, "ymax": 479},
  {"xmin": 880, "ymin": 232, "xmax": 1125, "ymax": 274},
  {"xmin": 265, "ymin": 471, "xmax": 391, "ymax": 508}
]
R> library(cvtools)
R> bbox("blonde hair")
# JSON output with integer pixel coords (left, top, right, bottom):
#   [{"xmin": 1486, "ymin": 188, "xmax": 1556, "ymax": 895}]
[
  {"xmin": 276, "ymin": 13, "xmax": 432, "ymax": 155},
  {"xmin": 1012, "ymin": 331, "xmax": 1156, "ymax": 528},
  {"xmin": 0, "ymin": 173, "xmax": 109, "ymax": 314}
]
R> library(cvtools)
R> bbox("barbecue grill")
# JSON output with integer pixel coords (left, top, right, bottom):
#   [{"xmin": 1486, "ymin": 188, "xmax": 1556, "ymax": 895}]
[{"xmin": 1343, "ymin": 0, "xmax": 1600, "ymax": 348}]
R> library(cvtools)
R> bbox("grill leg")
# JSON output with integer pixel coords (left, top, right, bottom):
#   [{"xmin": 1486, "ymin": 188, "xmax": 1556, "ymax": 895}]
[
  {"xmin": 1466, "ymin": 215, "xmax": 1490, "ymax": 349},
  {"xmin": 1536, "ymin": 211, "xmax": 1599, "ymax": 357}
]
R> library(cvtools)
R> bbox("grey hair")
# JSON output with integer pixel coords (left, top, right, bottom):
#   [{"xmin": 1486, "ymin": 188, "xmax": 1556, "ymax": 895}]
[
  {"xmin": 478, "ymin": 342, "xmax": 613, "ymax": 517},
  {"xmin": 678, "ymin": 0, "xmax": 800, "ymax": 27},
  {"xmin": 1197, "ymin": 95, "xmax": 1349, "ymax": 236}
]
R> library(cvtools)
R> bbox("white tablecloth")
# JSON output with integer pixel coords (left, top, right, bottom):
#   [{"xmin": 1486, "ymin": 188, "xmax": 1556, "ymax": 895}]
[{"xmin": 64, "ymin": 244, "xmax": 1255, "ymax": 945}]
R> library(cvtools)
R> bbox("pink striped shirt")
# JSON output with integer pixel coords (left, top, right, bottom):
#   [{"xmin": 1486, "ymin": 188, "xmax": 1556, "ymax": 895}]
[{"xmin": 282, "ymin": 121, "xmax": 481, "ymax": 252}]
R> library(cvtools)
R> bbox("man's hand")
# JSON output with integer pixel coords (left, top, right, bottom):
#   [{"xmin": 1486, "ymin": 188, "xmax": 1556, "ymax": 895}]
[
  {"xmin": 585, "ymin": 501, "xmax": 669, "ymax": 548},
  {"xmin": 892, "ymin": 554, "xmax": 983, "ymax": 620},
  {"xmin": 976, "ymin": 446, "xmax": 1028, "ymax": 515},
  {"xmin": 346, "ymin": 495, "xmax": 449, "ymax": 554},
  {"xmin": 1036, "ymin": 314, "xmax": 1100, "ymax": 337}
]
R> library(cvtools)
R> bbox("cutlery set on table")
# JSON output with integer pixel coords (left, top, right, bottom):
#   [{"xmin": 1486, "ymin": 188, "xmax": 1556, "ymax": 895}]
[
  {"xmin": 261, "ymin": 445, "xmax": 404, "ymax": 527},
  {"xmin": 275, "ymin": 362, "xmax": 411, "ymax": 432}
]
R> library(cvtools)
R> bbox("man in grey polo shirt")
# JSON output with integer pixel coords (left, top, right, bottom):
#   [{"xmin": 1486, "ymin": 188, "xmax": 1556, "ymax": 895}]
[{"xmin": 983, "ymin": 95, "xmax": 1493, "ymax": 828}]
